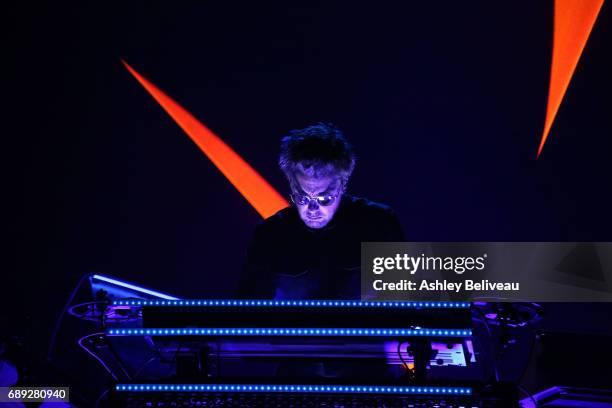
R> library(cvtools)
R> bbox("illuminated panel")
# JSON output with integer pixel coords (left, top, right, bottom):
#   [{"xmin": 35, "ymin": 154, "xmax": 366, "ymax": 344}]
[
  {"xmin": 116, "ymin": 384, "xmax": 472, "ymax": 395},
  {"xmin": 106, "ymin": 328, "xmax": 472, "ymax": 337},
  {"xmin": 538, "ymin": 0, "xmax": 604, "ymax": 157},
  {"xmin": 122, "ymin": 60, "xmax": 289, "ymax": 218},
  {"xmin": 92, "ymin": 274, "xmax": 179, "ymax": 300},
  {"xmin": 111, "ymin": 299, "xmax": 471, "ymax": 308},
  {"xmin": 386, "ymin": 341, "xmax": 468, "ymax": 367}
]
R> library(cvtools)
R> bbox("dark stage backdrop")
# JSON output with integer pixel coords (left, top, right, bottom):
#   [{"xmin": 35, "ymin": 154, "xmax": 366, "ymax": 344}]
[{"xmin": 5, "ymin": 1, "xmax": 612, "ymax": 361}]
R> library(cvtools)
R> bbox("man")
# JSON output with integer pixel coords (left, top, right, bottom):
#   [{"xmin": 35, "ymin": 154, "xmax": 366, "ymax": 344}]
[{"xmin": 238, "ymin": 123, "xmax": 404, "ymax": 299}]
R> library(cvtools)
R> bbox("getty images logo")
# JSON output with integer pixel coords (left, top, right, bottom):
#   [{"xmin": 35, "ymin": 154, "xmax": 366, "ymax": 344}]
[{"xmin": 372, "ymin": 253, "xmax": 488, "ymax": 275}]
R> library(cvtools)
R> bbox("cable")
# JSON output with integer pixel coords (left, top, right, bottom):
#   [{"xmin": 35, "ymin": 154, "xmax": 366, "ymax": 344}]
[
  {"xmin": 47, "ymin": 273, "xmax": 92, "ymax": 362},
  {"xmin": 132, "ymin": 355, "xmax": 159, "ymax": 380},
  {"xmin": 77, "ymin": 333, "xmax": 118, "ymax": 381},
  {"xmin": 396, "ymin": 341, "xmax": 409, "ymax": 370},
  {"xmin": 396, "ymin": 340, "xmax": 416, "ymax": 382},
  {"xmin": 93, "ymin": 388, "xmax": 110, "ymax": 408},
  {"xmin": 473, "ymin": 306, "xmax": 501, "ymax": 383}
]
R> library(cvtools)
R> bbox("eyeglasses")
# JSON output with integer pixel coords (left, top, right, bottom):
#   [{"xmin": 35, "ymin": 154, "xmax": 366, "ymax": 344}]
[{"xmin": 290, "ymin": 193, "xmax": 339, "ymax": 207}]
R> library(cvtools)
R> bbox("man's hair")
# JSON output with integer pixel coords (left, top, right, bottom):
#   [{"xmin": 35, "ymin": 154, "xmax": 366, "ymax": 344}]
[{"xmin": 279, "ymin": 123, "xmax": 356, "ymax": 186}]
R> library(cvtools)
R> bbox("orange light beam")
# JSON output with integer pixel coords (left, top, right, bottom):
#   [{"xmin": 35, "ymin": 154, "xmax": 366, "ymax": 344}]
[
  {"xmin": 538, "ymin": 0, "xmax": 604, "ymax": 157},
  {"xmin": 121, "ymin": 60, "xmax": 289, "ymax": 218}
]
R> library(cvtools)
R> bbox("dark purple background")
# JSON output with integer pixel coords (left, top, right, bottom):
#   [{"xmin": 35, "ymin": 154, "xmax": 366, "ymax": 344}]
[{"xmin": 5, "ymin": 1, "xmax": 612, "ymax": 361}]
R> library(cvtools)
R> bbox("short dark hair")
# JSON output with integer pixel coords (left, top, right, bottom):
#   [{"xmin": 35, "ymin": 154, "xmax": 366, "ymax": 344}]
[{"xmin": 279, "ymin": 123, "xmax": 356, "ymax": 185}]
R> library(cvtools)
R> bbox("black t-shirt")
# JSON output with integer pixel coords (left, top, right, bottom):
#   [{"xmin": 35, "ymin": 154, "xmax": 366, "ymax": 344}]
[{"xmin": 238, "ymin": 195, "xmax": 404, "ymax": 299}]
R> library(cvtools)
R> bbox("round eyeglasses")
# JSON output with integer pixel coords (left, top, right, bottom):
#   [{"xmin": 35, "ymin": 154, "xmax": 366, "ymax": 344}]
[{"xmin": 290, "ymin": 193, "xmax": 338, "ymax": 207}]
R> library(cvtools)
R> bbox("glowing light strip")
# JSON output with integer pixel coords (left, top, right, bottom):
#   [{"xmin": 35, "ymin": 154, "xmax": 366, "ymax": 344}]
[
  {"xmin": 92, "ymin": 274, "xmax": 179, "ymax": 300},
  {"xmin": 121, "ymin": 60, "xmax": 289, "ymax": 218},
  {"xmin": 116, "ymin": 384, "xmax": 472, "ymax": 395},
  {"xmin": 107, "ymin": 328, "xmax": 472, "ymax": 337},
  {"xmin": 537, "ymin": 0, "xmax": 604, "ymax": 157},
  {"xmin": 111, "ymin": 299, "xmax": 471, "ymax": 308}
]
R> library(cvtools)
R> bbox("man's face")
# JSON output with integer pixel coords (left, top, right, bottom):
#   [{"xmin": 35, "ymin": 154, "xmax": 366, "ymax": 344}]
[{"xmin": 291, "ymin": 172, "xmax": 343, "ymax": 229}]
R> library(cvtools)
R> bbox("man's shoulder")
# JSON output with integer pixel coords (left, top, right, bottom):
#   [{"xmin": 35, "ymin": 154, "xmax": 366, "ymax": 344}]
[
  {"xmin": 342, "ymin": 195, "xmax": 397, "ymax": 218},
  {"xmin": 253, "ymin": 205, "xmax": 297, "ymax": 234},
  {"xmin": 342, "ymin": 195, "xmax": 404, "ymax": 240}
]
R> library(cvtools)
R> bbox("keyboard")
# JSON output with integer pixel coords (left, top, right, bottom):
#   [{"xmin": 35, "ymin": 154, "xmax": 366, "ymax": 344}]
[{"xmin": 112, "ymin": 392, "xmax": 510, "ymax": 407}]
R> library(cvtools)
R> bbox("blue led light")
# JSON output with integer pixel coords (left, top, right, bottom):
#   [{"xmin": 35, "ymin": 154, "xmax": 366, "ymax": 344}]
[
  {"xmin": 111, "ymin": 299, "xmax": 471, "ymax": 308},
  {"xmin": 94, "ymin": 275, "xmax": 182, "ymax": 301},
  {"xmin": 107, "ymin": 327, "xmax": 472, "ymax": 337},
  {"xmin": 115, "ymin": 384, "xmax": 471, "ymax": 395}
]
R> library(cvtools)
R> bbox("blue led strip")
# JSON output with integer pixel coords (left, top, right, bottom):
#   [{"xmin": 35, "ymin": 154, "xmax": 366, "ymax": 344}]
[
  {"xmin": 92, "ymin": 274, "xmax": 179, "ymax": 300},
  {"xmin": 115, "ymin": 384, "xmax": 472, "ymax": 395},
  {"xmin": 111, "ymin": 299, "xmax": 471, "ymax": 308},
  {"xmin": 107, "ymin": 328, "xmax": 472, "ymax": 337}
]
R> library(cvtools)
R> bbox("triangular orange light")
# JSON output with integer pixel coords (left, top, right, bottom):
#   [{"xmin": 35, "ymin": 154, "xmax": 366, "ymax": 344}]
[
  {"xmin": 538, "ymin": 0, "xmax": 604, "ymax": 157},
  {"xmin": 122, "ymin": 60, "xmax": 289, "ymax": 218}
]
